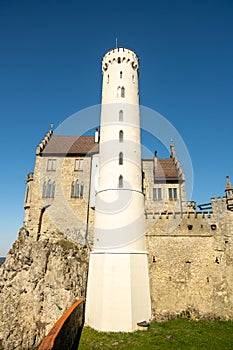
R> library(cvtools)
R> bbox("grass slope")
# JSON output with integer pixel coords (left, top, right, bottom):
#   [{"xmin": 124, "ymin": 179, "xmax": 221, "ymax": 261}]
[{"xmin": 79, "ymin": 318, "xmax": 233, "ymax": 350}]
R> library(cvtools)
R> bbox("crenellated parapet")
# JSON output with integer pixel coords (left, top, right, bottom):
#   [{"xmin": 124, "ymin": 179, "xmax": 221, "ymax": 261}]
[
  {"xmin": 102, "ymin": 47, "xmax": 139, "ymax": 73},
  {"xmin": 36, "ymin": 129, "xmax": 53, "ymax": 155},
  {"xmin": 145, "ymin": 210, "xmax": 221, "ymax": 236},
  {"xmin": 211, "ymin": 196, "xmax": 227, "ymax": 214}
]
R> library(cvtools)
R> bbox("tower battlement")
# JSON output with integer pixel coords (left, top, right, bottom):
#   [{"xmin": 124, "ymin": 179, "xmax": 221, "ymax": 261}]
[{"xmin": 102, "ymin": 47, "xmax": 139, "ymax": 73}]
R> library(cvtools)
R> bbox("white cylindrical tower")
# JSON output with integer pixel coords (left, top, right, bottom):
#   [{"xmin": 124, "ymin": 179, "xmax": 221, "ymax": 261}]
[
  {"xmin": 95, "ymin": 47, "xmax": 145, "ymax": 251},
  {"xmin": 85, "ymin": 48, "xmax": 151, "ymax": 332}
]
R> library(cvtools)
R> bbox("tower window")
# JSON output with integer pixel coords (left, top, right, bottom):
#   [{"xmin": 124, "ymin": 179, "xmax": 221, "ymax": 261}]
[
  {"xmin": 153, "ymin": 188, "xmax": 162, "ymax": 200},
  {"xmin": 132, "ymin": 75, "xmax": 135, "ymax": 83},
  {"xmin": 119, "ymin": 152, "xmax": 123, "ymax": 165},
  {"xmin": 168, "ymin": 188, "xmax": 177, "ymax": 200},
  {"xmin": 120, "ymin": 71, "xmax": 122, "ymax": 79},
  {"xmin": 107, "ymin": 75, "xmax": 109, "ymax": 83},
  {"xmin": 119, "ymin": 130, "xmax": 123, "ymax": 142},
  {"xmin": 47, "ymin": 159, "xmax": 56, "ymax": 171},
  {"xmin": 118, "ymin": 57, "xmax": 121, "ymax": 63},
  {"xmin": 119, "ymin": 110, "xmax": 123, "ymax": 121},
  {"xmin": 119, "ymin": 175, "xmax": 123, "ymax": 188},
  {"xmin": 117, "ymin": 86, "xmax": 125, "ymax": 98}
]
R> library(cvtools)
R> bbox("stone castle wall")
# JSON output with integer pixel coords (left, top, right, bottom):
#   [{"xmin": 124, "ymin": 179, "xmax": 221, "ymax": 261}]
[{"xmin": 145, "ymin": 209, "xmax": 233, "ymax": 320}]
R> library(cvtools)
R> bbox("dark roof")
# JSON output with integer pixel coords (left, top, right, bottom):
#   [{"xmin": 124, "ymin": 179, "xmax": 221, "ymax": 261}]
[{"xmin": 42, "ymin": 136, "xmax": 99, "ymax": 156}]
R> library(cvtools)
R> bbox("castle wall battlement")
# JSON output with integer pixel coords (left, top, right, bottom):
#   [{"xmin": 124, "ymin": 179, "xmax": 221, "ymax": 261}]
[{"xmin": 102, "ymin": 47, "xmax": 139, "ymax": 73}]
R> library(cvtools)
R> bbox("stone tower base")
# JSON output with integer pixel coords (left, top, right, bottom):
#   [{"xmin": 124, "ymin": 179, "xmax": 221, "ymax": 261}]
[{"xmin": 85, "ymin": 251, "xmax": 151, "ymax": 332}]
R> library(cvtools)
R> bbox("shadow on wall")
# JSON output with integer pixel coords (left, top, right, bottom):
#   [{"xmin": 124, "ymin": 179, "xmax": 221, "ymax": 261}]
[{"xmin": 38, "ymin": 298, "xmax": 85, "ymax": 350}]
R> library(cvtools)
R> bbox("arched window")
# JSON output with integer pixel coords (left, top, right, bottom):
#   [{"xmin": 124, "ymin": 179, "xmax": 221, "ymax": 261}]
[
  {"xmin": 119, "ymin": 175, "xmax": 123, "ymax": 188},
  {"xmin": 118, "ymin": 57, "xmax": 121, "ymax": 63},
  {"xmin": 46, "ymin": 180, "xmax": 52, "ymax": 198},
  {"xmin": 80, "ymin": 182, "xmax": 84, "ymax": 197},
  {"xmin": 120, "ymin": 71, "xmax": 122, "ymax": 79},
  {"xmin": 121, "ymin": 87, "xmax": 125, "ymax": 98},
  {"xmin": 132, "ymin": 75, "xmax": 135, "ymax": 83},
  {"xmin": 117, "ymin": 86, "xmax": 121, "ymax": 98},
  {"xmin": 119, "ymin": 130, "xmax": 123, "ymax": 142},
  {"xmin": 119, "ymin": 152, "xmax": 123, "ymax": 165},
  {"xmin": 119, "ymin": 110, "xmax": 123, "ymax": 121},
  {"xmin": 76, "ymin": 180, "xmax": 80, "ymax": 198},
  {"xmin": 71, "ymin": 181, "xmax": 75, "ymax": 198},
  {"xmin": 51, "ymin": 181, "xmax": 56, "ymax": 198}
]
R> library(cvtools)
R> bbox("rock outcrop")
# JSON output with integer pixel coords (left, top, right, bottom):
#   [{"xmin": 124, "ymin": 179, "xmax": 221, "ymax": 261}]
[{"xmin": 0, "ymin": 228, "xmax": 89, "ymax": 350}]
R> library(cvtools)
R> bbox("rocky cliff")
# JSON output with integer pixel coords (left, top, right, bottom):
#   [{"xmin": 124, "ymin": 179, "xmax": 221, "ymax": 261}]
[{"xmin": 0, "ymin": 228, "xmax": 89, "ymax": 350}]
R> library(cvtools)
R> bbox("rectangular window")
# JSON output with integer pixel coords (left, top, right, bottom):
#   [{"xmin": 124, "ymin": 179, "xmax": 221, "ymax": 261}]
[
  {"xmin": 47, "ymin": 159, "xmax": 56, "ymax": 171},
  {"xmin": 75, "ymin": 159, "xmax": 83, "ymax": 171},
  {"xmin": 153, "ymin": 188, "xmax": 162, "ymax": 200},
  {"xmin": 168, "ymin": 188, "xmax": 178, "ymax": 200}
]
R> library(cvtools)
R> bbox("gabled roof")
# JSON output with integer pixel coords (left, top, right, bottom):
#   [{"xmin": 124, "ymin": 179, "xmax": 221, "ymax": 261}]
[{"xmin": 41, "ymin": 135, "xmax": 99, "ymax": 156}]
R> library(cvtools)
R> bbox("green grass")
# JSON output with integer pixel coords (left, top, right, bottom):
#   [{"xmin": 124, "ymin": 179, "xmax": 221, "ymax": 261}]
[{"xmin": 78, "ymin": 318, "xmax": 233, "ymax": 349}]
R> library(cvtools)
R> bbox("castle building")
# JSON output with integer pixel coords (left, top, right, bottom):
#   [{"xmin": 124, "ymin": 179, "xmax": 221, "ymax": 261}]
[{"xmin": 23, "ymin": 47, "xmax": 233, "ymax": 326}]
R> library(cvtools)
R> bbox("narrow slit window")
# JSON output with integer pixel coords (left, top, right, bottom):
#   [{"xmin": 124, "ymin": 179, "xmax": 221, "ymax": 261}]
[
  {"xmin": 119, "ymin": 110, "xmax": 123, "ymax": 121},
  {"xmin": 107, "ymin": 75, "xmax": 109, "ymax": 83},
  {"xmin": 120, "ymin": 71, "xmax": 122, "ymax": 79},
  {"xmin": 119, "ymin": 130, "xmax": 123, "ymax": 142},
  {"xmin": 119, "ymin": 152, "xmax": 123, "ymax": 165},
  {"xmin": 121, "ymin": 87, "xmax": 125, "ymax": 98},
  {"xmin": 119, "ymin": 175, "xmax": 123, "ymax": 188}
]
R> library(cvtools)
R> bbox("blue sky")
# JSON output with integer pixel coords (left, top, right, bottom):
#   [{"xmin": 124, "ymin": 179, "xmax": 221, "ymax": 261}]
[{"xmin": 0, "ymin": 0, "xmax": 232, "ymax": 255}]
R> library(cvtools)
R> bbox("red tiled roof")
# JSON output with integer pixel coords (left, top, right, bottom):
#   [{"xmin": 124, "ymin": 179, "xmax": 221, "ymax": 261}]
[
  {"xmin": 154, "ymin": 158, "xmax": 178, "ymax": 180},
  {"xmin": 42, "ymin": 136, "xmax": 99, "ymax": 156}
]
